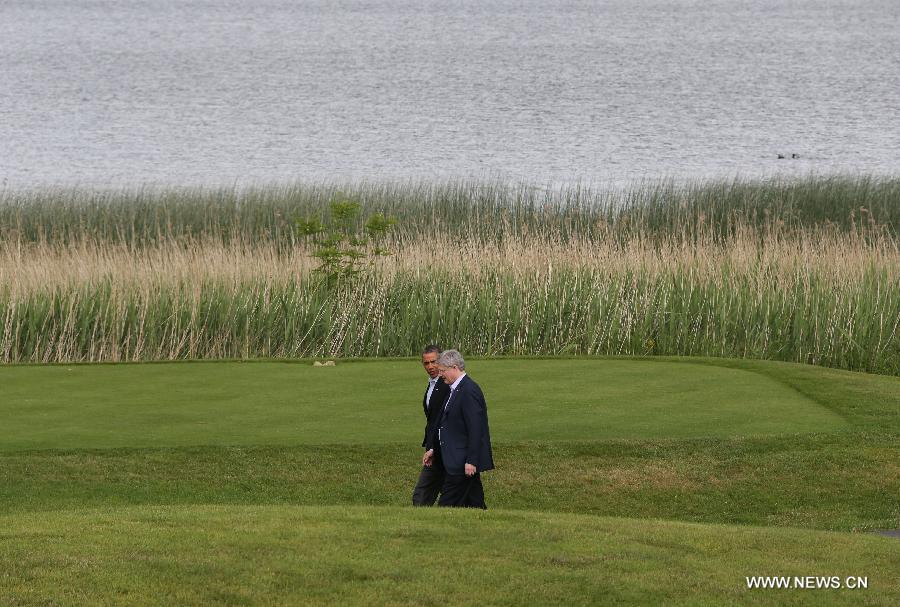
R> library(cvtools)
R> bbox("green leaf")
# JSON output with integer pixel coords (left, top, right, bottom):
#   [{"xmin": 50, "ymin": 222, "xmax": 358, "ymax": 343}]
[{"xmin": 295, "ymin": 217, "xmax": 324, "ymax": 236}]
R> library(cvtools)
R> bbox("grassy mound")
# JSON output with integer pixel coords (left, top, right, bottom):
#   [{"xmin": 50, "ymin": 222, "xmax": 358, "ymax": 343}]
[
  {"xmin": 0, "ymin": 358, "xmax": 847, "ymax": 451},
  {"xmin": 1, "ymin": 358, "xmax": 896, "ymax": 532}
]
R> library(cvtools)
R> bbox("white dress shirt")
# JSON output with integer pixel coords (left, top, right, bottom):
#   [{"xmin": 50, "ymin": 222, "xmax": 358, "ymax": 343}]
[{"xmin": 425, "ymin": 377, "xmax": 439, "ymax": 410}]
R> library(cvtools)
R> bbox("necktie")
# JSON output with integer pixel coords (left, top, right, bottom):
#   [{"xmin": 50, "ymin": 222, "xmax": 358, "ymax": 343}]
[{"xmin": 442, "ymin": 388, "xmax": 455, "ymax": 416}]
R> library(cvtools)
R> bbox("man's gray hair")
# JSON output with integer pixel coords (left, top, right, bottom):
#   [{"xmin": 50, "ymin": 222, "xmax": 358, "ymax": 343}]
[{"xmin": 436, "ymin": 349, "xmax": 465, "ymax": 370}]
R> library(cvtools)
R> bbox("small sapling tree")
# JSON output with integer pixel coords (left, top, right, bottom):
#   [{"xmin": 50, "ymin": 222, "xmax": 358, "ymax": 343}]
[{"xmin": 295, "ymin": 197, "xmax": 396, "ymax": 284}]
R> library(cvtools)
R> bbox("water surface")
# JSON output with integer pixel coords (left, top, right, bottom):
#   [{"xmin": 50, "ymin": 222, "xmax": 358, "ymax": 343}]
[{"xmin": 1, "ymin": 0, "xmax": 898, "ymax": 187}]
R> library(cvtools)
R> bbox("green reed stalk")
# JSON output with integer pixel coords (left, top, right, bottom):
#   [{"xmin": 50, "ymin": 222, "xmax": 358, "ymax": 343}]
[
  {"xmin": 2, "ymin": 266, "xmax": 897, "ymax": 374},
  {"xmin": 2, "ymin": 176, "xmax": 897, "ymax": 247},
  {"xmin": 2, "ymin": 177, "xmax": 897, "ymax": 371}
]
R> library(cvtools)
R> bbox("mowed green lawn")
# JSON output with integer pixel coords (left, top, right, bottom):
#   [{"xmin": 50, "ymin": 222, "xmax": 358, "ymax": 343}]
[
  {"xmin": 2, "ymin": 505, "xmax": 897, "ymax": 607},
  {"xmin": 2, "ymin": 357, "xmax": 898, "ymax": 605},
  {"xmin": 0, "ymin": 358, "xmax": 847, "ymax": 451}
]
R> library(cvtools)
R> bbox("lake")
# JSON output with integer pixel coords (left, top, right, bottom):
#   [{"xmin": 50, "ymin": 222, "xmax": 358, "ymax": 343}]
[{"xmin": 1, "ymin": 0, "xmax": 898, "ymax": 188}]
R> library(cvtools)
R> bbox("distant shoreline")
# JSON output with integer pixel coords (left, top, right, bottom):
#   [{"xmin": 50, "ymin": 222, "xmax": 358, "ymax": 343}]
[{"xmin": 4, "ymin": 171, "xmax": 900, "ymax": 196}]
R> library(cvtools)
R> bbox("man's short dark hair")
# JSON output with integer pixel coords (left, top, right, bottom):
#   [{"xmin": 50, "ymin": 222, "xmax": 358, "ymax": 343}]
[{"xmin": 422, "ymin": 344, "xmax": 442, "ymax": 355}]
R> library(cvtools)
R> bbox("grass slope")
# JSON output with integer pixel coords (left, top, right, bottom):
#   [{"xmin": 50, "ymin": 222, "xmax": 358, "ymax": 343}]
[
  {"xmin": 1, "ymin": 505, "xmax": 898, "ymax": 606},
  {"xmin": 1, "ymin": 358, "xmax": 897, "ymax": 531},
  {"xmin": 3, "ymin": 435, "xmax": 897, "ymax": 531},
  {"xmin": 1, "ymin": 357, "xmax": 898, "ymax": 605}
]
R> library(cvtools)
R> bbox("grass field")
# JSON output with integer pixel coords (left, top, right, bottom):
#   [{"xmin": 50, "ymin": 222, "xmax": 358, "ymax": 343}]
[
  {"xmin": 3, "ymin": 506, "xmax": 897, "ymax": 606},
  {"xmin": 0, "ymin": 359, "xmax": 846, "ymax": 450},
  {"xmin": 2, "ymin": 357, "xmax": 898, "ymax": 605}
]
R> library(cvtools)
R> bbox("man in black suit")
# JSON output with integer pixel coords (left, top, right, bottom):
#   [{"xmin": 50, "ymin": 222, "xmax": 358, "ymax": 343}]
[
  {"xmin": 429, "ymin": 349, "xmax": 494, "ymax": 509},
  {"xmin": 412, "ymin": 345, "xmax": 452, "ymax": 506}
]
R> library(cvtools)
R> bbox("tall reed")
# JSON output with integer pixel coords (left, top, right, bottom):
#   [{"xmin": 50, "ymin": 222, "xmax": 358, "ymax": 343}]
[
  {"xmin": 2, "ymin": 200, "xmax": 897, "ymax": 374},
  {"xmin": 2, "ymin": 176, "xmax": 897, "ymax": 247}
]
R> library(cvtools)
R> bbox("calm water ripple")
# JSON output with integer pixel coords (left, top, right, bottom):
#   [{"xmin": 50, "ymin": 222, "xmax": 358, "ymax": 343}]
[{"xmin": 1, "ymin": 0, "xmax": 898, "ymax": 187}]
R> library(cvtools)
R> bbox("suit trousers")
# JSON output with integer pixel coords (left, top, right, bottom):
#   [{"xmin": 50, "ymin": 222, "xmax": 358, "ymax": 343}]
[
  {"xmin": 438, "ymin": 472, "xmax": 487, "ymax": 509},
  {"xmin": 412, "ymin": 450, "xmax": 446, "ymax": 506}
]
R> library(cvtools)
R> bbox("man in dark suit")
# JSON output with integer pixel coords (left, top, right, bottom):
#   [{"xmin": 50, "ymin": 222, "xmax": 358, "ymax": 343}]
[
  {"xmin": 412, "ymin": 345, "xmax": 452, "ymax": 506},
  {"xmin": 429, "ymin": 349, "xmax": 494, "ymax": 509}
]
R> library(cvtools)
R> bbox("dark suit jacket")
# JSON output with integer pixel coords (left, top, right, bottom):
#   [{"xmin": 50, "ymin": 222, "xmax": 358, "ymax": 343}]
[
  {"xmin": 422, "ymin": 378, "xmax": 451, "ymax": 451},
  {"xmin": 438, "ymin": 374, "xmax": 494, "ymax": 475}
]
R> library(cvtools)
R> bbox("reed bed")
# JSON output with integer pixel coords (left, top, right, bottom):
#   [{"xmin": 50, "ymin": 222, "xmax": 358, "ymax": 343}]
[
  {"xmin": 2, "ymin": 186, "xmax": 898, "ymax": 374},
  {"xmin": 2, "ymin": 176, "xmax": 897, "ymax": 246},
  {"xmin": 1, "ymin": 177, "xmax": 897, "ymax": 371}
]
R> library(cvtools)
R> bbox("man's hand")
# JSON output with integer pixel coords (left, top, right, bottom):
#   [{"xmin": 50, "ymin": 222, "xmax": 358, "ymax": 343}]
[
  {"xmin": 465, "ymin": 463, "xmax": 477, "ymax": 476},
  {"xmin": 422, "ymin": 449, "xmax": 434, "ymax": 467}
]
